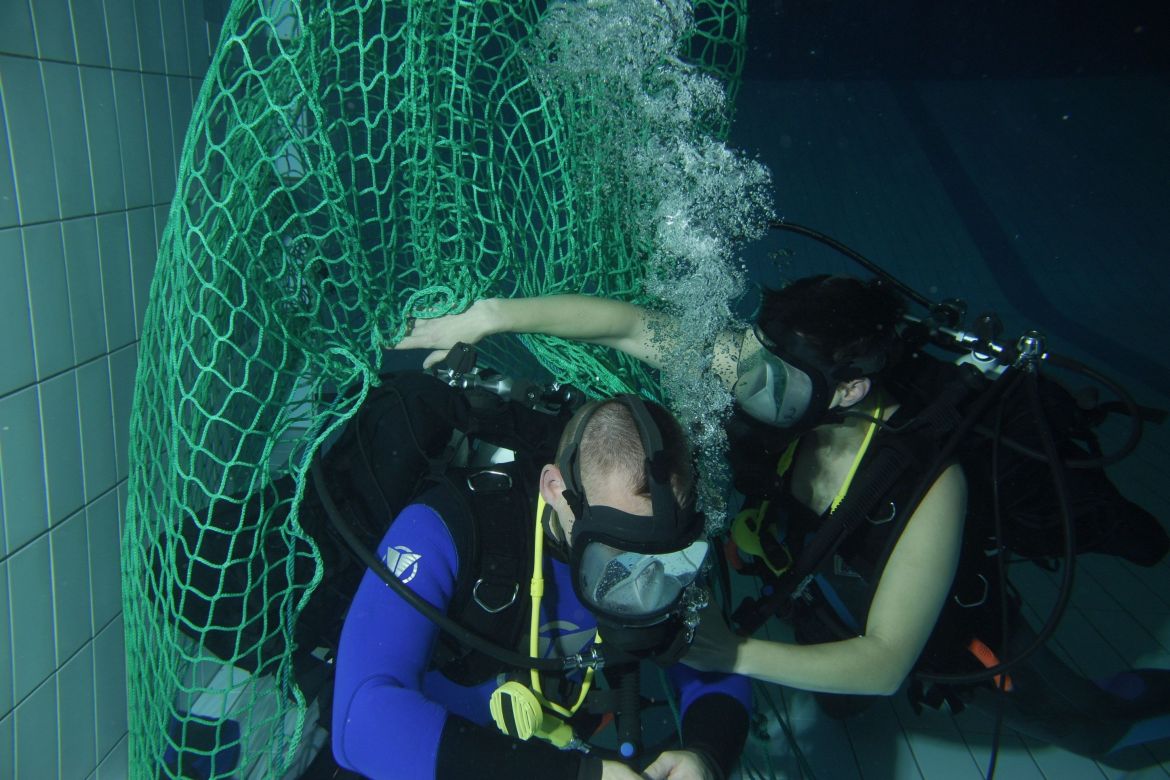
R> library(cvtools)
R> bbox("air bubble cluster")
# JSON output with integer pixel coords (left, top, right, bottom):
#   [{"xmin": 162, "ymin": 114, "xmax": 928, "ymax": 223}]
[{"xmin": 526, "ymin": 0, "xmax": 775, "ymax": 524}]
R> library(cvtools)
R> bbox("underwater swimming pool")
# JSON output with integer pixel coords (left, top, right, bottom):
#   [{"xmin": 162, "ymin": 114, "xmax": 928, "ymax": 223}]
[{"xmin": 1, "ymin": 1, "xmax": 1167, "ymax": 778}]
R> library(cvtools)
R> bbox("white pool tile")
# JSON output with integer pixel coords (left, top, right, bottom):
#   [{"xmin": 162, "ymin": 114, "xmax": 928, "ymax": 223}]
[
  {"xmin": 7, "ymin": 535, "xmax": 54, "ymax": 705},
  {"xmin": 24, "ymin": 223, "xmax": 75, "ymax": 379},
  {"xmin": 96, "ymin": 213, "xmax": 136, "ymax": 352},
  {"xmin": 111, "ymin": 70, "xmax": 152, "ymax": 209},
  {"xmin": 14, "ymin": 675, "xmax": 57, "ymax": 780},
  {"xmin": 159, "ymin": 0, "xmax": 190, "ymax": 76},
  {"xmin": 0, "ymin": 229, "xmax": 35, "ymax": 396},
  {"xmin": 75, "ymin": 357, "xmax": 118, "ymax": 503},
  {"xmin": 51, "ymin": 509, "xmax": 93, "ymax": 664},
  {"xmin": 102, "ymin": 0, "xmax": 140, "ymax": 71},
  {"xmin": 61, "ymin": 217, "xmax": 108, "ymax": 365},
  {"xmin": 132, "ymin": 0, "xmax": 165, "ymax": 72},
  {"xmin": 0, "ymin": 56, "xmax": 58, "ymax": 224},
  {"xmin": 93, "ymin": 617, "xmax": 127, "ymax": 758},
  {"xmin": 0, "ymin": 2, "xmax": 37, "ymax": 58},
  {"xmin": 38, "ymin": 370, "xmax": 85, "ymax": 526},
  {"xmin": 31, "ymin": 0, "xmax": 78, "ymax": 63},
  {"xmin": 0, "ymin": 560, "xmax": 11, "ymax": 714},
  {"xmin": 0, "ymin": 387, "xmax": 49, "ymax": 551},
  {"xmin": 142, "ymin": 72, "xmax": 175, "ymax": 203},
  {"xmin": 69, "ymin": 0, "xmax": 111, "ymax": 68},
  {"xmin": 0, "ymin": 82, "xmax": 20, "ymax": 228},
  {"xmin": 78, "ymin": 67, "xmax": 126, "ymax": 214},
  {"xmin": 108, "ymin": 344, "xmax": 137, "ymax": 482},
  {"xmin": 57, "ymin": 643, "xmax": 97, "ymax": 780},
  {"xmin": 42, "ymin": 62, "xmax": 95, "ymax": 220},
  {"xmin": 86, "ymin": 490, "xmax": 122, "ymax": 633}
]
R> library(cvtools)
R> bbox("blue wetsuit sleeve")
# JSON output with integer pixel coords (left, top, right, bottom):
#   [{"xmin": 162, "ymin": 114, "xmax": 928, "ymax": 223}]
[
  {"xmin": 667, "ymin": 665, "xmax": 751, "ymax": 779},
  {"xmin": 331, "ymin": 503, "xmax": 593, "ymax": 780},
  {"xmin": 331, "ymin": 503, "xmax": 461, "ymax": 778}
]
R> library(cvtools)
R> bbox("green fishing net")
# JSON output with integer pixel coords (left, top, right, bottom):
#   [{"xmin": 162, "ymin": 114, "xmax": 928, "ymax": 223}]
[{"xmin": 123, "ymin": 0, "xmax": 771, "ymax": 775}]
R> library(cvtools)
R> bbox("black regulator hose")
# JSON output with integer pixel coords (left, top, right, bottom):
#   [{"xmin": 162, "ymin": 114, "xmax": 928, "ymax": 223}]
[
  {"xmin": 916, "ymin": 368, "xmax": 1077, "ymax": 687},
  {"xmin": 768, "ymin": 220, "xmax": 934, "ymax": 309},
  {"xmin": 973, "ymin": 352, "xmax": 1144, "ymax": 469},
  {"xmin": 310, "ymin": 461, "xmax": 567, "ymax": 674},
  {"xmin": 982, "ymin": 387, "xmax": 1012, "ymax": 780},
  {"xmin": 895, "ymin": 366, "xmax": 1027, "ymax": 542}
]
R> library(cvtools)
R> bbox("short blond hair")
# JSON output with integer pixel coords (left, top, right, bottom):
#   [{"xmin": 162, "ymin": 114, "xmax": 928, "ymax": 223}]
[{"xmin": 561, "ymin": 398, "xmax": 694, "ymax": 508}]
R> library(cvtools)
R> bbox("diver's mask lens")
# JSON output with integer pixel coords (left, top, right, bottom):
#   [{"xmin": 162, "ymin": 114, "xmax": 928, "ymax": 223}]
[
  {"xmin": 733, "ymin": 332, "xmax": 815, "ymax": 427},
  {"xmin": 576, "ymin": 538, "xmax": 709, "ymax": 625}
]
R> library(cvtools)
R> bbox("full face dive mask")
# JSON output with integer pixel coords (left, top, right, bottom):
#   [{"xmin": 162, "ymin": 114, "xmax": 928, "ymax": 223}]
[{"xmin": 556, "ymin": 395, "xmax": 708, "ymax": 664}]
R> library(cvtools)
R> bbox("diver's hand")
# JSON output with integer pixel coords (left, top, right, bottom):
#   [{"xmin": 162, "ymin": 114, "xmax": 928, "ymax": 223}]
[
  {"xmin": 600, "ymin": 759, "xmax": 646, "ymax": 780},
  {"xmin": 394, "ymin": 298, "xmax": 501, "ymax": 368},
  {"xmin": 641, "ymin": 750, "xmax": 717, "ymax": 780},
  {"xmin": 680, "ymin": 604, "xmax": 743, "ymax": 674}
]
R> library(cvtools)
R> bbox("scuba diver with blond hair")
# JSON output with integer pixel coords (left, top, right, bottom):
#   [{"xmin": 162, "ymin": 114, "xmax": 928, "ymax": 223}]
[{"xmin": 331, "ymin": 388, "xmax": 750, "ymax": 780}]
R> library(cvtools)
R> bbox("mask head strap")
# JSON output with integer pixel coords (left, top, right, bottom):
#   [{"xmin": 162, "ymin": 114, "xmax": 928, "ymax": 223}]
[
  {"xmin": 554, "ymin": 398, "xmax": 596, "ymax": 523},
  {"xmin": 555, "ymin": 395, "xmax": 699, "ymax": 549}
]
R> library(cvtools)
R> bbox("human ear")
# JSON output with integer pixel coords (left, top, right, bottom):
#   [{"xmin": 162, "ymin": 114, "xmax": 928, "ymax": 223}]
[
  {"xmin": 539, "ymin": 464, "xmax": 574, "ymax": 538},
  {"xmin": 539, "ymin": 464, "xmax": 565, "ymax": 505}
]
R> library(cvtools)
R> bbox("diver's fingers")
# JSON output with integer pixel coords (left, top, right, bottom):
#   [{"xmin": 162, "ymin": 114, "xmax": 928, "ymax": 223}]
[
  {"xmin": 392, "ymin": 318, "xmax": 420, "ymax": 351},
  {"xmin": 394, "ymin": 335, "xmax": 430, "ymax": 352},
  {"xmin": 422, "ymin": 349, "xmax": 449, "ymax": 370},
  {"xmin": 393, "ymin": 321, "xmax": 441, "ymax": 352}
]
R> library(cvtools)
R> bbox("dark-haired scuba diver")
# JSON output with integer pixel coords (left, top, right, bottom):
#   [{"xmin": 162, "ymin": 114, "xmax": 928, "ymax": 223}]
[
  {"xmin": 396, "ymin": 273, "xmax": 1170, "ymax": 767},
  {"xmin": 331, "ymin": 395, "xmax": 750, "ymax": 780}
]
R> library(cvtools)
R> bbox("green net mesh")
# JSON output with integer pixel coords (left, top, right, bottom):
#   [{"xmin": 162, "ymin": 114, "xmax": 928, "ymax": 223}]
[{"xmin": 123, "ymin": 0, "xmax": 771, "ymax": 775}]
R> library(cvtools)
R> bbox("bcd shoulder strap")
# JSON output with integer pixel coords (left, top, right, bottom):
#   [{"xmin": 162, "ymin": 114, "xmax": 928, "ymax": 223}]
[
  {"xmin": 416, "ymin": 460, "xmax": 536, "ymax": 686},
  {"xmin": 302, "ymin": 371, "xmax": 559, "ymax": 666}
]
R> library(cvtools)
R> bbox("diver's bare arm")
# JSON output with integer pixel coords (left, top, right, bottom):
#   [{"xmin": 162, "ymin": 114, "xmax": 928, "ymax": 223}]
[
  {"xmin": 718, "ymin": 465, "xmax": 966, "ymax": 695},
  {"xmin": 396, "ymin": 295, "xmax": 668, "ymax": 369}
]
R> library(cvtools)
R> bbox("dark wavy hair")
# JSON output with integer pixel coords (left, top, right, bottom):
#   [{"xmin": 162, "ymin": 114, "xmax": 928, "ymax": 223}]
[{"xmin": 757, "ymin": 275, "xmax": 907, "ymax": 376}]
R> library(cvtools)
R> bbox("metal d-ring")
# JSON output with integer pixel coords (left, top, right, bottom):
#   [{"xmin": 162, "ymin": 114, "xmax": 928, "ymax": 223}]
[
  {"xmin": 868, "ymin": 501, "xmax": 896, "ymax": 525},
  {"xmin": 473, "ymin": 579, "xmax": 519, "ymax": 613},
  {"xmin": 953, "ymin": 574, "xmax": 989, "ymax": 608},
  {"xmin": 466, "ymin": 469, "xmax": 513, "ymax": 493}
]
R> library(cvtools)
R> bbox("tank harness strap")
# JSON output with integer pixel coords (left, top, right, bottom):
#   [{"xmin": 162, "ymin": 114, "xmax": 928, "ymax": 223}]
[
  {"xmin": 420, "ymin": 462, "xmax": 534, "ymax": 685},
  {"xmin": 459, "ymin": 465, "xmax": 531, "ymax": 615},
  {"xmin": 735, "ymin": 435, "xmax": 920, "ymax": 633}
]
